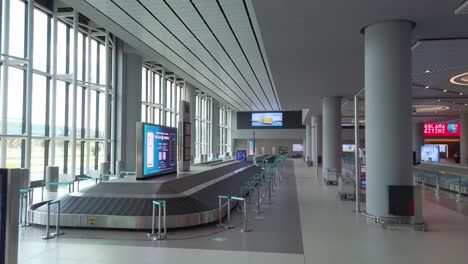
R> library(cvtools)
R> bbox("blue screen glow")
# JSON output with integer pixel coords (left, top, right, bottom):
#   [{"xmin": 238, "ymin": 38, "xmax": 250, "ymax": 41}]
[{"xmin": 143, "ymin": 124, "xmax": 177, "ymax": 177}]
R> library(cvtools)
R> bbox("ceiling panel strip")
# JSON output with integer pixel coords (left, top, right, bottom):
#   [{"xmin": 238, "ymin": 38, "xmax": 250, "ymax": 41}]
[
  {"xmin": 86, "ymin": 0, "xmax": 247, "ymax": 110},
  {"xmin": 108, "ymin": 0, "xmax": 249, "ymax": 110},
  {"xmin": 140, "ymin": 0, "xmax": 263, "ymax": 111},
  {"xmin": 193, "ymin": 0, "xmax": 273, "ymax": 111}
]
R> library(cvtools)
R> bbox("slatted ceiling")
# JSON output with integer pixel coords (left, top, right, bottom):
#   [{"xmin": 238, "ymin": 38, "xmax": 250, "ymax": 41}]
[
  {"xmin": 220, "ymin": 0, "xmax": 279, "ymax": 110},
  {"xmin": 193, "ymin": 0, "xmax": 273, "ymax": 111},
  {"xmin": 412, "ymin": 65, "xmax": 468, "ymax": 94},
  {"xmin": 142, "ymin": 0, "xmax": 263, "ymax": 111},
  {"xmin": 83, "ymin": 0, "xmax": 281, "ymax": 111},
  {"xmin": 90, "ymin": 0, "xmax": 248, "ymax": 111},
  {"xmin": 113, "ymin": 0, "xmax": 250, "ymax": 109}
]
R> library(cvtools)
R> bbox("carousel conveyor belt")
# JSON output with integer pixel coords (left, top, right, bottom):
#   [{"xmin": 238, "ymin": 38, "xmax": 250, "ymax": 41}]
[{"xmin": 29, "ymin": 161, "xmax": 262, "ymax": 229}]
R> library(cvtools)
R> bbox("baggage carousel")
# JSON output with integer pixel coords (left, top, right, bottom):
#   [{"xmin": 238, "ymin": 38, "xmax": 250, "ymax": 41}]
[{"xmin": 28, "ymin": 161, "xmax": 262, "ymax": 229}]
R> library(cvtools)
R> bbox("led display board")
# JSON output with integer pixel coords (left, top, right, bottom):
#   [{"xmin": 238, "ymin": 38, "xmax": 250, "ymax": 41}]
[
  {"xmin": 251, "ymin": 112, "xmax": 283, "ymax": 127},
  {"xmin": 248, "ymin": 140, "xmax": 255, "ymax": 156},
  {"xmin": 424, "ymin": 123, "xmax": 460, "ymax": 137},
  {"xmin": 137, "ymin": 123, "xmax": 177, "ymax": 179},
  {"xmin": 421, "ymin": 145, "xmax": 440, "ymax": 162},
  {"xmin": 237, "ymin": 150, "xmax": 247, "ymax": 161},
  {"xmin": 292, "ymin": 144, "xmax": 304, "ymax": 151},
  {"xmin": 342, "ymin": 144, "xmax": 355, "ymax": 152}
]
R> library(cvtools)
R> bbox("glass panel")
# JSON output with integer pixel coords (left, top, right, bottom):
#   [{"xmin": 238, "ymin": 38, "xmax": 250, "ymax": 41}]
[
  {"xmin": 99, "ymin": 44, "xmax": 106, "ymax": 85},
  {"xmin": 6, "ymin": 138, "xmax": 22, "ymax": 168},
  {"xmin": 90, "ymin": 40, "xmax": 98, "ymax": 83},
  {"xmin": 141, "ymin": 68, "xmax": 147, "ymax": 102},
  {"xmin": 56, "ymin": 81, "xmax": 66, "ymax": 136},
  {"xmin": 33, "ymin": 9, "xmax": 49, "ymax": 71},
  {"xmin": 77, "ymin": 33, "xmax": 84, "ymax": 81},
  {"xmin": 31, "ymin": 74, "xmax": 47, "ymax": 136},
  {"xmin": 30, "ymin": 139, "xmax": 46, "ymax": 181},
  {"xmin": 154, "ymin": 73, "xmax": 161, "ymax": 104},
  {"xmin": 9, "ymin": 0, "xmax": 25, "ymax": 58},
  {"xmin": 98, "ymin": 92, "xmax": 105, "ymax": 138},
  {"xmin": 57, "ymin": 21, "xmax": 67, "ymax": 74},
  {"xmin": 7, "ymin": 67, "xmax": 24, "ymax": 134},
  {"xmin": 89, "ymin": 91, "xmax": 97, "ymax": 138}
]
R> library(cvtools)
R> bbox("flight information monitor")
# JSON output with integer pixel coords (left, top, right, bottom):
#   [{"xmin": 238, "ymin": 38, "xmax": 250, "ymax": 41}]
[
  {"xmin": 251, "ymin": 112, "xmax": 283, "ymax": 127},
  {"xmin": 137, "ymin": 123, "xmax": 177, "ymax": 179}
]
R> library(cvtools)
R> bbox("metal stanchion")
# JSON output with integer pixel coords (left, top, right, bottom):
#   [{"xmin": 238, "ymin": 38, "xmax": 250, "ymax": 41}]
[
  {"xmin": 19, "ymin": 191, "xmax": 30, "ymax": 227},
  {"xmin": 42, "ymin": 200, "xmax": 62, "ymax": 239},
  {"xmin": 217, "ymin": 195, "xmax": 233, "ymax": 229},
  {"xmin": 147, "ymin": 200, "xmax": 167, "ymax": 240},
  {"xmin": 231, "ymin": 196, "xmax": 250, "ymax": 232},
  {"xmin": 457, "ymin": 176, "xmax": 464, "ymax": 202},
  {"xmin": 435, "ymin": 174, "xmax": 440, "ymax": 197}
]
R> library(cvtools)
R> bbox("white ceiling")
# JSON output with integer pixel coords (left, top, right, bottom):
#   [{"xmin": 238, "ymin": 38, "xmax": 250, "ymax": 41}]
[
  {"xmin": 251, "ymin": 0, "xmax": 468, "ymax": 116},
  {"xmin": 63, "ymin": 0, "xmax": 281, "ymax": 112},
  {"xmin": 63, "ymin": 0, "xmax": 468, "ymax": 121}
]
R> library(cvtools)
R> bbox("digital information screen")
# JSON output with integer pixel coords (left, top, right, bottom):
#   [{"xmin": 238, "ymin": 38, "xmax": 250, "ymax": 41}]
[
  {"xmin": 237, "ymin": 150, "xmax": 247, "ymax": 161},
  {"xmin": 342, "ymin": 144, "xmax": 356, "ymax": 152},
  {"xmin": 142, "ymin": 124, "xmax": 177, "ymax": 178},
  {"xmin": 292, "ymin": 144, "xmax": 304, "ymax": 151},
  {"xmin": 421, "ymin": 145, "xmax": 440, "ymax": 162},
  {"xmin": 251, "ymin": 112, "xmax": 283, "ymax": 127},
  {"xmin": 424, "ymin": 123, "xmax": 460, "ymax": 137},
  {"xmin": 248, "ymin": 140, "xmax": 255, "ymax": 156}
]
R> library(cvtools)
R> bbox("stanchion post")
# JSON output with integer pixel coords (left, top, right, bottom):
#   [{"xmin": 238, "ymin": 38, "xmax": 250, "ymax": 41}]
[
  {"xmin": 147, "ymin": 200, "xmax": 167, "ymax": 240},
  {"xmin": 41, "ymin": 201, "xmax": 56, "ymax": 239},
  {"xmin": 217, "ymin": 196, "xmax": 224, "ymax": 227},
  {"xmin": 52, "ymin": 200, "xmax": 64, "ymax": 236}
]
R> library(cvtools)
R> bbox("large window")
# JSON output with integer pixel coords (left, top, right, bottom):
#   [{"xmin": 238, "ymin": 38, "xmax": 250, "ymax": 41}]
[
  {"xmin": 219, "ymin": 106, "xmax": 232, "ymax": 157},
  {"xmin": 0, "ymin": 1, "xmax": 115, "ymax": 181},
  {"xmin": 195, "ymin": 91, "xmax": 212, "ymax": 162},
  {"xmin": 141, "ymin": 65, "xmax": 184, "ymax": 128}
]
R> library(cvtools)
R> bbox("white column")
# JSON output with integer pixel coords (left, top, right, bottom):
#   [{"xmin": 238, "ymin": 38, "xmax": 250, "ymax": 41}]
[
  {"xmin": 24, "ymin": 0, "xmax": 35, "ymax": 169},
  {"xmin": 412, "ymin": 122, "xmax": 424, "ymax": 164},
  {"xmin": 322, "ymin": 97, "xmax": 342, "ymax": 174},
  {"xmin": 312, "ymin": 115, "xmax": 323, "ymax": 165},
  {"xmin": 211, "ymin": 100, "xmax": 220, "ymax": 158},
  {"xmin": 50, "ymin": 3, "xmax": 58, "ymax": 166},
  {"xmin": 460, "ymin": 113, "xmax": 468, "ymax": 165},
  {"xmin": 185, "ymin": 82, "xmax": 196, "ymax": 162},
  {"xmin": 305, "ymin": 124, "xmax": 311, "ymax": 160},
  {"xmin": 70, "ymin": 11, "xmax": 78, "ymax": 178},
  {"xmin": 364, "ymin": 20, "xmax": 413, "ymax": 217}
]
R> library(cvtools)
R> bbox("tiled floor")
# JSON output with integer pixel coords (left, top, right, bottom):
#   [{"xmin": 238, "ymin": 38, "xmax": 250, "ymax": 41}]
[{"xmin": 18, "ymin": 160, "xmax": 468, "ymax": 264}]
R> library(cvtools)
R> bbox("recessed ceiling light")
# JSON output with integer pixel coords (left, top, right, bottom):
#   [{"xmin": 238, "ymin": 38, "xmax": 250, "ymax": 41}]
[
  {"xmin": 453, "ymin": 102, "xmax": 456, "ymax": 104},
  {"xmin": 438, "ymin": 99, "xmax": 441, "ymax": 102},
  {"xmin": 443, "ymin": 89, "xmax": 448, "ymax": 92},
  {"xmin": 465, "ymin": 104, "xmax": 468, "ymax": 106},
  {"xmin": 460, "ymin": 92, "xmax": 464, "ymax": 95},
  {"xmin": 425, "ymin": 86, "xmax": 430, "ymax": 89},
  {"xmin": 425, "ymin": 70, "xmax": 431, "ymax": 73}
]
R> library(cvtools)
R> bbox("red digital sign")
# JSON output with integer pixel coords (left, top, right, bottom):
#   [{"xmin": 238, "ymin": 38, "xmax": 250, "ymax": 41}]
[{"xmin": 424, "ymin": 123, "xmax": 460, "ymax": 137}]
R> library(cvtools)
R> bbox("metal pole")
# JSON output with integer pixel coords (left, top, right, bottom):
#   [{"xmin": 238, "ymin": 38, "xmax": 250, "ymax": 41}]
[
  {"xmin": 42, "ymin": 202, "xmax": 54, "ymax": 239},
  {"xmin": 52, "ymin": 201, "xmax": 64, "ymax": 236},
  {"xmin": 163, "ymin": 203, "xmax": 167, "ymax": 237},
  {"xmin": 0, "ymin": 0, "xmax": 10, "ymax": 168},
  {"xmin": 226, "ymin": 198, "xmax": 231, "ymax": 228},
  {"xmin": 354, "ymin": 95, "xmax": 361, "ymax": 213},
  {"xmin": 241, "ymin": 199, "xmax": 249, "ymax": 232},
  {"xmin": 50, "ymin": 3, "xmax": 58, "ymax": 165},
  {"xmin": 314, "ymin": 124, "xmax": 319, "ymax": 180},
  {"xmin": 217, "ymin": 196, "xmax": 223, "ymax": 227},
  {"xmin": 104, "ymin": 31, "xmax": 110, "ymax": 164},
  {"xmin": 158, "ymin": 203, "xmax": 161, "ymax": 239},
  {"xmin": 85, "ymin": 29, "xmax": 92, "ymax": 174},
  {"xmin": 25, "ymin": 0, "xmax": 35, "ymax": 169},
  {"xmin": 151, "ymin": 203, "xmax": 155, "ymax": 235},
  {"xmin": 110, "ymin": 35, "xmax": 117, "ymax": 173},
  {"xmin": 19, "ymin": 194, "xmax": 23, "ymax": 226},
  {"xmin": 70, "ymin": 11, "xmax": 78, "ymax": 179}
]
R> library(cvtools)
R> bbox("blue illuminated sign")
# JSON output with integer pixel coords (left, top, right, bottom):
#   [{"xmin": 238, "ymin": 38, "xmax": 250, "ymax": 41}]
[{"xmin": 143, "ymin": 124, "xmax": 177, "ymax": 177}]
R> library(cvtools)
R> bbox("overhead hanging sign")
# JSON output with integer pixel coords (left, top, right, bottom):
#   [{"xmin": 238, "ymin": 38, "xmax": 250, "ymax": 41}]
[{"xmin": 424, "ymin": 123, "xmax": 460, "ymax": 137}]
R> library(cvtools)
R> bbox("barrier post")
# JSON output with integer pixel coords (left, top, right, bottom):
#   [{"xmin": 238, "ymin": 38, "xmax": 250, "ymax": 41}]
[
  {"xmin": 51, "ymin": 200, "xmax": 64, "ymax": 236},
  {"xmin": 231, "ymin": 196, "xmax": 250, "ymax": 232},
  {"xmin": 435, "ymin": 173, "xmax": 440, "ymax": 197},
  {"xmin": 457, "ymin": 176, "xmax": 463, "ymax": 202},
  {"xmin": 147, "ymin": 200, "xmax": 167, "ymax": 240},
  {"xmin": 41, "ymin": 201, "xmax": 58, "ymax": 239}
]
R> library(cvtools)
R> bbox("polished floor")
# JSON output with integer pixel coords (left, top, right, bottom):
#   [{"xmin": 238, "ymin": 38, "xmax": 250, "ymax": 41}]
[{"xmin": 18, "ymin": 160, "xmax": 468, "ymax": 264}]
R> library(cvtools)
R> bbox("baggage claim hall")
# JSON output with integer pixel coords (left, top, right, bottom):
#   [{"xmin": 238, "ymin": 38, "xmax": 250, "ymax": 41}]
[{"xmin": 1, "ymin": 0, "xmax": 468, "ymax": 263}]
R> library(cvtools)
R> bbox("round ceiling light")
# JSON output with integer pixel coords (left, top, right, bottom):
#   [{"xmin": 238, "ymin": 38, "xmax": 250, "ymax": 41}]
[
  {"xmin": 413, "ymin": 105, "xmax": 450, "ymax": 113},
  {"xmin": 450, "ymin": 72, "xmax": 468, "ymax": 86}
]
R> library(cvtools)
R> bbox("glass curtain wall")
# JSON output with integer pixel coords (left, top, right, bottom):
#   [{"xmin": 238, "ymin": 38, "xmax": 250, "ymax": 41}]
[
  {"xmin": 0, "ymin": 0, "xmax": 115, "ymax": 181},
  {"xmin": 219, "ymin": 106, "xmax": 231, "ymax": 157},
  {"xmin": 195, "ymin": 91, "xmax": 212, "ymax": 162},
  {"xmin": 141, "ymin": 65, "xmax": 184, "ymax": 128}
]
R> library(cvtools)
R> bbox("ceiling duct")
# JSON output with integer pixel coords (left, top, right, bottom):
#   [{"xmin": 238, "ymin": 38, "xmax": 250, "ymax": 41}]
[{"xmin": 455, "ymin": 0, "xmax": 468, "ymax": 15}]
